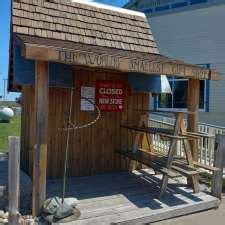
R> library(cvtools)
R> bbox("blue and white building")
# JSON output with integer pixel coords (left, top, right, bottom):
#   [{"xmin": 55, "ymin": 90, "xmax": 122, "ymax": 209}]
[{"xmin": 126, "ymin": 0, "xmax": 225, "ymax": 125}]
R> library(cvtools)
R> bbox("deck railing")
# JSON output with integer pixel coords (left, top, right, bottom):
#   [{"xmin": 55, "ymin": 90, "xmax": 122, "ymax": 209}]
[{"xmin": 149, "ymin": 114, "xmax": 225, "ymax": 166}]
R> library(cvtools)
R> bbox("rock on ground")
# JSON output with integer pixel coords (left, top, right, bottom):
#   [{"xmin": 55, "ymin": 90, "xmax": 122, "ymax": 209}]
[{"xmin": 0, "ymin": 160, "xmax": 32, "ymax": 212}]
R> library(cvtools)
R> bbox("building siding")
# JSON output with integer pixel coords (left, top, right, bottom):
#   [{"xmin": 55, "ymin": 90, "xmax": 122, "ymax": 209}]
[
  {"xmin": 147, "ymin": 4, "xmax": 225, "ymax": 112},
  {"xmin": 20, "ymin": 68, "xmax": 149, "ymax": 178}
]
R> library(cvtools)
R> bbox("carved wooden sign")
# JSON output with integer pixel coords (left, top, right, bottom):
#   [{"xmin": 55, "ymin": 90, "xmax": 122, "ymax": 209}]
[
  {"xmin": 57, "ymin": 49, "xmax": 210, "ymax": 79},
  {"xmin": 23, "ymin": 44, "xmax": 219, "ymax": 80}
]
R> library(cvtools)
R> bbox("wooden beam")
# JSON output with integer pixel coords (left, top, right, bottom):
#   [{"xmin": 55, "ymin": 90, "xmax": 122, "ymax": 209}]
[
  {"xmin": 22, "ymin": 44, "xmax": 220, "ymax": 80},
  {"xmin": 187, "ymin": 79, "xmax": 200, "ymax": 161},
  {"xmin": 8, "ymin": 136, "xmax": 20, "ymax": 225},
  {"xmin": 212, "ymin": 134, "xmax": 225, "ymax": 199},
  {"xmin": 32, "ymin": 61, "xmax": 49, "ymax": 217}
]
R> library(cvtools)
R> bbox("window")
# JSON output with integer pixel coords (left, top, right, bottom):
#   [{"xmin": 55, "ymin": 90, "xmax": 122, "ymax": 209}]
[{"xmin": 155, "ymin": 64, "xmax": 210, "ymax": 112}]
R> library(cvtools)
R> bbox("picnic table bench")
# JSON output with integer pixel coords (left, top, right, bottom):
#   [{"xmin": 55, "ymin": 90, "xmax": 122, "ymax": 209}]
[{"xmin": 117, "ymin": 111, "xmax": 218, "ymax": 197}]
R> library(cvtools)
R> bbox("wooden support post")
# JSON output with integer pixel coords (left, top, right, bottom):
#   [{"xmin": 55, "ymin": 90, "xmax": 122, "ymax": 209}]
[
  {"xmin": 32, "ymin": 61, "xmax": 49, "ymax": 217},
  {"xmin": 187, "ymin": 79, "xmax": 200, "ymax": 187},
  {"xmin": 212, "ymin": 134, "xmax": 225, "ymax": 199},
  {"xmin": 187, "ymin": 79, "xmax": 200, "ymax": 161},
  {"xmin": 8, "ymin": 136, "xmax": 20, "ymax": 225}
]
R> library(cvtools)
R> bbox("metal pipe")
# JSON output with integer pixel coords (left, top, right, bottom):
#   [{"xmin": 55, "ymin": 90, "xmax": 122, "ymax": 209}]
[
  {"xmin": 3, "ymin": 78, "xmax": 7, "ymax": 102},
  {"xmin": 62, "ymin": 89, "xmax": 74, "ymax": 203}
]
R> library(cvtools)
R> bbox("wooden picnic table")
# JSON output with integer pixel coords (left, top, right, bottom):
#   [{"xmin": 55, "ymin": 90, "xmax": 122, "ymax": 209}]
[
  {"xmin": 119, "ymin": 111, "xmax": 202, "ymax": 197},
  {"xmin": 118, "ymin": 110, "xmax": 219, "ymax": 197}
]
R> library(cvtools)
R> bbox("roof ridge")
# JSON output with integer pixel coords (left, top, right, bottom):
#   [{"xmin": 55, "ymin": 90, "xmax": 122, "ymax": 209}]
[{"xmin": 70, "ymin": 0, "xmax": 146, "ymax": 18}]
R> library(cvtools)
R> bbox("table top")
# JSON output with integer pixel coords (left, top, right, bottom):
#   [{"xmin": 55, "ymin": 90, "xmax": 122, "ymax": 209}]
[
  {"xmin": 121, "ymin": 124, "xmax": 187, "ymax": 140},
  {"xmin": 136, "ymin": 109, "xmax": 197, "ymax": 115},
  {"xmin": 121, "ymin": 124, "xmax": 215, "ymax": 139}
]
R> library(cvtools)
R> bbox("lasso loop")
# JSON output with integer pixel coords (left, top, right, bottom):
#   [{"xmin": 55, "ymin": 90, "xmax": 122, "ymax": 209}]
[{"xmin": 59, "ymin": 90, "xmax": 101, "ymax": 131}]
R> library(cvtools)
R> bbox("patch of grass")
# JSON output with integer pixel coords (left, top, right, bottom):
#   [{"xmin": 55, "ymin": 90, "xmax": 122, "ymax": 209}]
[{"xmin": 0, "ymin": 115, "xmax": 21, "ymax": 152}]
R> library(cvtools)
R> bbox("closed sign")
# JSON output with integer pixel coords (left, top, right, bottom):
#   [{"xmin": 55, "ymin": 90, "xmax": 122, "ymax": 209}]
[{"xmin": 96, "ymin": 80, "xmax": 125, "ymax": 112}]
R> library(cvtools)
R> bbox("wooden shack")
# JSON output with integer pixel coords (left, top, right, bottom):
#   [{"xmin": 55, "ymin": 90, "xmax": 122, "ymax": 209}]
[{"xmin": 8, "ymin": 0, "xmax": 221, "ymax": 218}]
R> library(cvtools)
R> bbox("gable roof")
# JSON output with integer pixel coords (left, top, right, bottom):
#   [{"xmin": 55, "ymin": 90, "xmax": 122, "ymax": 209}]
[
  {"xmin": 8, "ymin": 0, "xmax": 220, "ymax": 92},
  {"xmin": 12, "ymin": 0, "xmax": 158, "ymax": 54}
]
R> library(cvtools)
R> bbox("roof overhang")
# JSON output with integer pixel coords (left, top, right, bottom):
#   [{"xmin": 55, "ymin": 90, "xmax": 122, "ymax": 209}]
[{"xmin": 9, "ymin": 34, "xmax": 220, "ymax": 92}]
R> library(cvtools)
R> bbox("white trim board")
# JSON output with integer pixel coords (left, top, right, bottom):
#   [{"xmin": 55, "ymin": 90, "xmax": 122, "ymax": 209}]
[{"xmin": 71, "ymin": 0, "xmax": 146, "ymax": 17}]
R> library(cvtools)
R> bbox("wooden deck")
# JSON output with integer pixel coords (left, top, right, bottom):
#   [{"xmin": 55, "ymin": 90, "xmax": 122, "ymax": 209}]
[{"xmin": 46, "ymin": 170, "xmax": 220, "ymax": 225}]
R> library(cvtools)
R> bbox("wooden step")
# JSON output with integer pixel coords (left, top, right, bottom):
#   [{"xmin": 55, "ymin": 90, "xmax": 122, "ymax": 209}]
[
  {"xmin": 193, "ymin": 161, "xmax": 221, "ymax": 172},
  {"xmin": 171, "ymin": 164, "xmax": 199, "ymax": 176}
]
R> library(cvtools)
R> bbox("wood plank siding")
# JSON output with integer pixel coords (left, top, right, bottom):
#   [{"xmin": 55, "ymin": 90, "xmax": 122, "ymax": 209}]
[
  {"xmin": 21, "ymin": 68, "xmax": 149, "ymax": 178},
  {"xmin": 147, "ymin": 5, "xmax": 225, "ymax": 112}
]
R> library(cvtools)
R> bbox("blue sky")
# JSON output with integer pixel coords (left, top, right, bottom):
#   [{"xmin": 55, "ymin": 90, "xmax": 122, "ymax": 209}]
[
  {"xmin": 0, "ymin": 0, "xmax": 128, "ymax": 101},
  {"xmin": 0, "ymin": 0, "xmax": 14, "ymax": 101},
  {"xmin": 94, "ymin": 0, "xmax": 128, "ymax": 6}
]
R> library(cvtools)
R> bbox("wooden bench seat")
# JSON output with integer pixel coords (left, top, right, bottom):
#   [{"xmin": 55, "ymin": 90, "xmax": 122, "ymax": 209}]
[
  {"xmin": 186, "ymin": 131, "xmax": 215, "ymax": 139},
  {"xmin": 154, "ymin": 150, "xmax": 220, "ymax": 173},
  {"xmin": 116, "ymin": 149, "xmax": 180, "ymax": 178},
  {"xmin": 180, "ymin": 132, "xmax": 215, "ymax": 140},
  {"xmin": 170, "ymin": 164, "xmax": 199, "ymax": 176},
  {"xmin": 139, "ymin": 150, "xmax": 200, "ymax": 177},
  {"xmin": 193, "ymin": 161, "xmax": 220, "ymax": 172},
  {"xmin": 116, "ymin": 149, "xmax": 202, "ymax": 178},
  {"xmin": 120, "ymin": 113, "xmax": 202, "ymax": 196}
]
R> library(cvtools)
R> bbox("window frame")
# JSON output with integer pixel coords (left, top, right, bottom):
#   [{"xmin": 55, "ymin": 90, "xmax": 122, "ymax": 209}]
[{"xmin": 154, "ymin": 64, "xmax": 210, "ymax": 112}]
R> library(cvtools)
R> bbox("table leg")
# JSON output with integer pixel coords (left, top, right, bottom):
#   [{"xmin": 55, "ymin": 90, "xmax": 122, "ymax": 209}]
[
  {"xmin": 160, "ymin": 138, "xmax": 178, "ymax": 197},
  {"xmin": 159, "ymin": 113, "xmax": 182, "ymax": 197},
  {"xmin": 183, "ymin": 138, "xmax": 200, "ymax": 193},
  {"xmin": 180, "ymin": 117, "xmax": 200, "ymax": 193}
]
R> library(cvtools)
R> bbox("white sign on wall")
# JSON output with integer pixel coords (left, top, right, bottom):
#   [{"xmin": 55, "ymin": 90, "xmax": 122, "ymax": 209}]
[{"xmin": 80, "ymin": 86, "xmax": 95, "ymax": 111}]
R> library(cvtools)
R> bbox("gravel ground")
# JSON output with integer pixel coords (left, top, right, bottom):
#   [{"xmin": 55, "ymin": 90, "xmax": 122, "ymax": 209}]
[{"xmin": 0, "ymin": 159, "xmax": 32, "ymax": 213}]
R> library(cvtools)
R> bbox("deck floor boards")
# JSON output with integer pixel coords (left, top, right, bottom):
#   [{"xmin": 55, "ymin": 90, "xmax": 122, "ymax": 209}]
[{"xmin": 46, "ymin": 169, "xmax": 220, "ymax": 225}]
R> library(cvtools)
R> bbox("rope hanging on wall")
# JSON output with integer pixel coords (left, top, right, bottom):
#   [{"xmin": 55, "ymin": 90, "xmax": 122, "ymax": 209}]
[
  {"xmin": 41, "ymin": 88, "xmax": 101, "ymax": 223},
  {"xmin": 59, "ymin": 88, "xmax": 101, "ymax": 204}
]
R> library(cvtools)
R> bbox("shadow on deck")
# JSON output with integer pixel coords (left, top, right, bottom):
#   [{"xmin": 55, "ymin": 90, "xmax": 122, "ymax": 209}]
[{"xmin": 46, "ymin": 169, "xmax": 220, "ymax": 225}]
